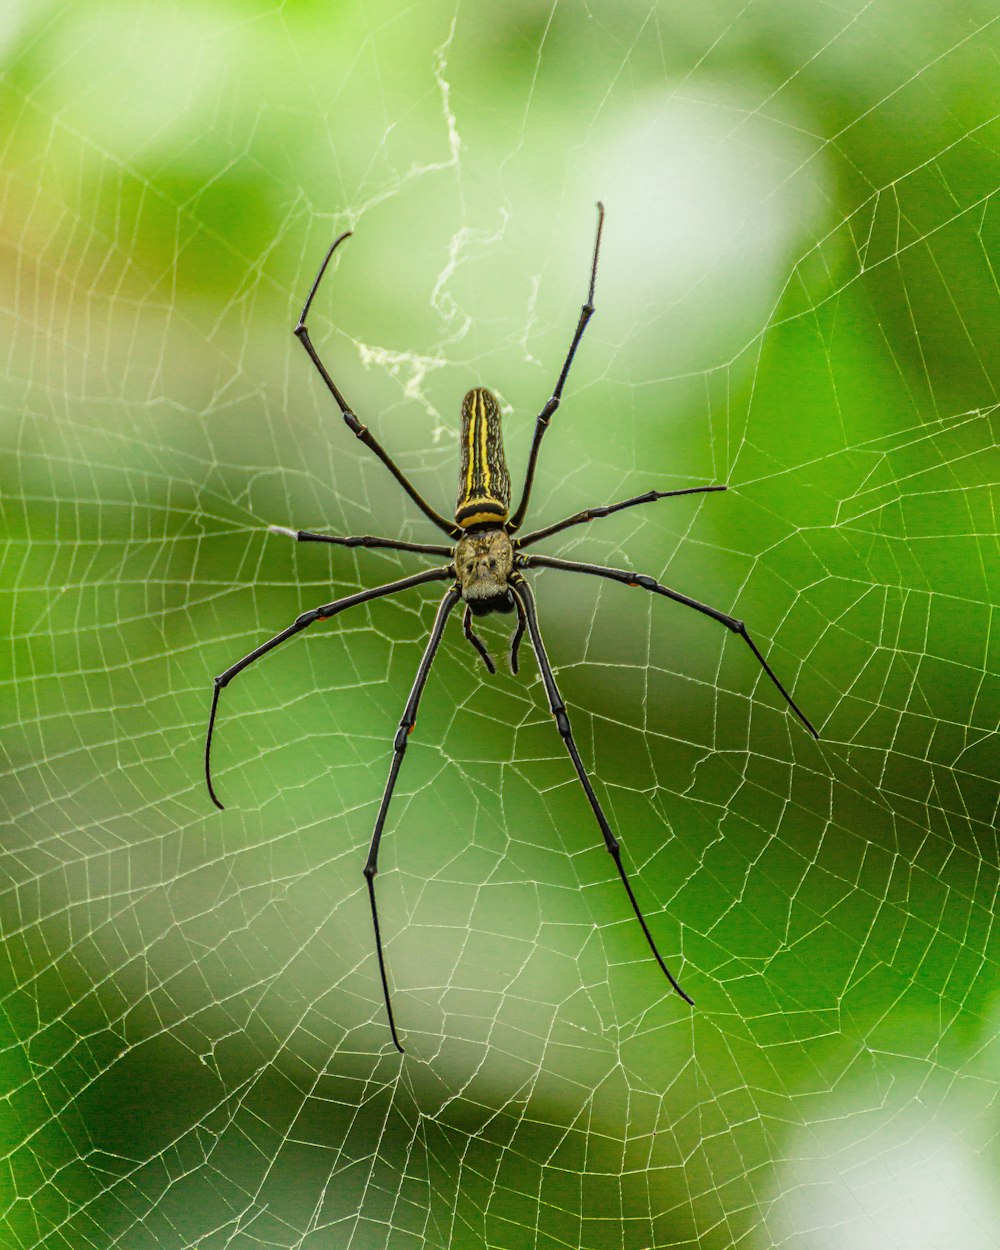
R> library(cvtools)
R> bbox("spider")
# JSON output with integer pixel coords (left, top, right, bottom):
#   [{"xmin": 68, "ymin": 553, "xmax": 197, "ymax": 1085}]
[{"xmin": 205, "ymin": 204, "xmax": 818, "ymax": 1053}]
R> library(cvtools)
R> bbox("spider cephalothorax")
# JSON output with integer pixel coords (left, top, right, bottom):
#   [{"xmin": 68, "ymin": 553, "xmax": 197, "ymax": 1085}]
[
  {"xmin": 455, "ymin": 527, "xmax": 515, "ymax": 608},
  {"xmin": 205, "ymin": 203, "xmax": 818, "ymax": 1053}
]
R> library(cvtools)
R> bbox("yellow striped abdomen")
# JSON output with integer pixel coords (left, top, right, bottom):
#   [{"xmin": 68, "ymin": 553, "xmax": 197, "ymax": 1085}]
[{"xmin": 455, "ymin": 388, "xmax": 510, "ymax": 529}]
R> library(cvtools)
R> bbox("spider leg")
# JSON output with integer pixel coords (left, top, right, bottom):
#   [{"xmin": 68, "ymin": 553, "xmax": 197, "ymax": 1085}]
[
  {"xmin": 364, "ymin": 586, "xmax": 462, "ymax": 1053},
  {"xmin": 516, "ymin": 485, "xmax": 727, "ymax": 550},
  {"xmin": 508, "ymin": 203, "xmax": 605, "ymax": 532},
  {"xmin": 462, "ymin": 605, "xmax": 496, "ymax": 674},
  {"xmin": 509, "ymin": 592, "xmax": 526, "ymax": 675},
  {"xmin": 269, "ymin": 526, "xmax": 451, "ymax": 557},
  {"xmin": 294, "ymin": 232, "xmax": 460, "ymax": 539},
  {"xmin": 509, "ymin": 575, "xmax": 692, "ymax": 1005},
  {"xmin": 521, "ymin": 553, "xmax": 818, "ymax": 738},
  {"xmin": 204, "ymin": 565, "xmax": 455, "ymax": 810}
]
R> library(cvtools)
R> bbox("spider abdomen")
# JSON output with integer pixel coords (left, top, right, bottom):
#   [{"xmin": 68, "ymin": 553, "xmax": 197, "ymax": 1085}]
[{"xmin": 455, "ymin": 388, "xmax": 510, "ymax": 528}]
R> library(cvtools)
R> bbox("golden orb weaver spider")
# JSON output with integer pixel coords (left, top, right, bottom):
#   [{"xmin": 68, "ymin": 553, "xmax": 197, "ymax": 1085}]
[{"xmin": 204, "ymin": 204, "xmax": 818, "ymax": 1053}]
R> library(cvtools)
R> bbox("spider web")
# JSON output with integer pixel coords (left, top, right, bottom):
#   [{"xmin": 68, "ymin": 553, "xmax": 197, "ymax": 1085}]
[{"xmin": 2, "ymin": 1, "xmax": 998, "ymax": 1247}]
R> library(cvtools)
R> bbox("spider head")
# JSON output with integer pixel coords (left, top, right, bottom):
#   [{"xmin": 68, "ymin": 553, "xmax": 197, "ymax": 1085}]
[{"xmin": 455, "ymin": 527, "xmax": 514, "ymax": 611}]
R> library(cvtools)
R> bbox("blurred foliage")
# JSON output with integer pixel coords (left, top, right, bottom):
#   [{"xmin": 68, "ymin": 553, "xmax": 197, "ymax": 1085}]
[{"xmin": 1, "ymin": 0, "xmax": 998, "ymax": 1247}]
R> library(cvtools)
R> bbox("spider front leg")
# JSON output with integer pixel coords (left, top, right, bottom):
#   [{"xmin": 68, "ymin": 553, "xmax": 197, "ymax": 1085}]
[
  {"xmin": 364, "ymin": 586, "xmax": 462, "ymax": 1053},
  {"xmin": 509, "ymin": 575, "xmax": 693, "ymax": 1004},
  {"xmin": 204, "ymin": 565, "xmax": 455, "ymax": 809},
  {"xmin": 522, "ymin": 553, "xmax": 818, "ymax": 738},
  {"xmin": 508, "ymin": 203, "xmax": 605, "ymax": 532},
  {"xmin": 509, "ymin": 592, "xmax": 526, "ymax": 674}
]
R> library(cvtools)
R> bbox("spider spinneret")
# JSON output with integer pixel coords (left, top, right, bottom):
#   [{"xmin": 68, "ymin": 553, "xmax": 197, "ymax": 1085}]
[{"xmin": 204, "ymin": 203, "xmax": 819, "ymax": 1054}]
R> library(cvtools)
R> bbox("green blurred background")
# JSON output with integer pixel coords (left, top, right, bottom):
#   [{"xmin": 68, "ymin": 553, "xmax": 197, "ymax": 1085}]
[{"xmin": 2, "ymin": 1, "xmax": 998, "ymax": 1246}]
